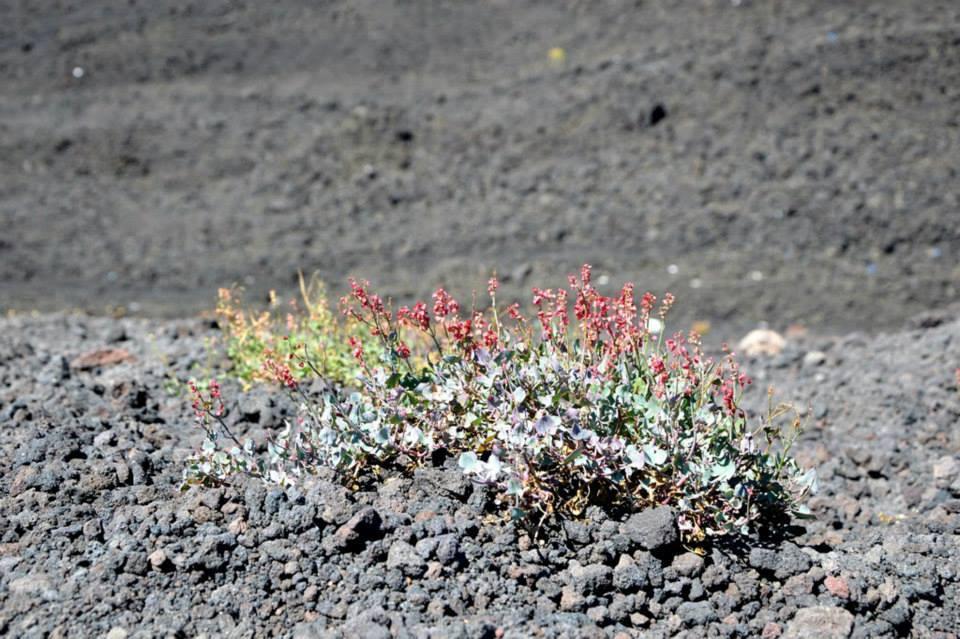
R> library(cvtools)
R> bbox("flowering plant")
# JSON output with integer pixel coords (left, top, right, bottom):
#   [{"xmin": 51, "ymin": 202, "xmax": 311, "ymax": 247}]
[
  {"xmin": 185, "ymin": 266, "xmax": 815, "ymax": 542},
  {"xmin": 214, "ymin": 272, "xmax": 375, "ymax": 388}
]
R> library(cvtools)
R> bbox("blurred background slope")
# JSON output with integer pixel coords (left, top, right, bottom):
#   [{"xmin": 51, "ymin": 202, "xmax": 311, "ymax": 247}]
[{"xmin": 1, "ymin": 0, "xmax": 958, "ymax": 334}]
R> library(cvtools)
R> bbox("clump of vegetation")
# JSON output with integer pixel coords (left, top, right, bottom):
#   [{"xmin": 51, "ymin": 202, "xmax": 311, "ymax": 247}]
[
  {"xmin": 214, "ymin": 273, "xmax": 372, "ymax": 388},
  {"xmin": 186, "ymin": 266, "xmax": 815, "ymax": 542}
]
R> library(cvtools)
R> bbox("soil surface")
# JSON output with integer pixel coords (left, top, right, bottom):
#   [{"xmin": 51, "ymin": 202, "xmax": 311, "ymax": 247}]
[
  {"xmin": 1, "ymin": 313, "xmax": 958, "ymax": 638},
  {"xmin": 2, "ymin": 0, "xmax": 959, "ymax": 334}
]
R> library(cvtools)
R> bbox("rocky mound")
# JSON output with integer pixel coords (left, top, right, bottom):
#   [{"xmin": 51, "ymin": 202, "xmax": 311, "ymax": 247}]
[{"xmin": 0, "ymin": 313, "xmax": 957, "ymax": 638}]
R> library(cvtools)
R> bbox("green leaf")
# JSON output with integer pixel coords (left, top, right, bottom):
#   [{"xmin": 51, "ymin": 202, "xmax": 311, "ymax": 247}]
[{"xmin": 400, "ymin": 373, "xmax": 421, "ymax": 390}]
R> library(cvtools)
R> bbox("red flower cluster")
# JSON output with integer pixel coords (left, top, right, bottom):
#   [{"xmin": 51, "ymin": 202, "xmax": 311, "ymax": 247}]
[
  {"xmin": 487, "ymin": 276, "xmax": 499, "ymax": 297},
  {"xmin": 447, "ymin": 318, "xmax": 472, "ymax": 343},
  {"xmin": 263, "ymin": 357, "xmax": 299, "ymax": 390},
  {"xmin": 397, "ymin": 301, "xmax": 430, "ymax": 331},
  {"xmin": 347, "ymin": 278, "xmax": 384, "ymax": 314},
  {"xmin": 532, "ymin": 287, "xmax": 569, "ymax": 340},
  {"xmin": 189, "ymin": 379, "xmax": 225, "ymax": 421},
  {"xmin": 348, "ymin": 336, "xmax": 364, "ymax": 362},
  {"xmin": 566, "ymin": 264, "xmax": 656, "ymax": 358},
  {"xmin": 338, "ymin": 266, "xmax": 715, "ymax": 393},
  {"xmin": 432, "ymin": 288, "xmax": 460, "ymax": 319},
  {"xmin": 715, "ymin": 347, "xmax": 751, "ymax": 416}
]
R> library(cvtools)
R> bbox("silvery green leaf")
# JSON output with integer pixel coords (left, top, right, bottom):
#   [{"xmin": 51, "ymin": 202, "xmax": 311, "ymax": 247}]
[
  {"xmin": 267, "ymin": 441, "xmax": 282, "ymax": 460},
  {"xmin": 534, "ymin": 414, "xmax": 560, "ymax": 436},
  {"xmin": 470, "ymin": 455, "xmax": 504, "ymax": 482},
  {"xmin": 571, "ymin": 423, "xmax": 596, "ymax": 441},
  {"xmin": 506, "ymin": 478, "xmax": 524, "ymax": 496},
  {"xmin": 625, "ymin": 444, "xmax": 645, "ymax": 469},
  {"xmin": 403, "ymin": 426, "xmax": 423, "ymax": 446},
  {"xmin": 643, "ymin": 444, "xmax": 669, "ymax": 466},
  {"xmin": 374, "ymin": 426, "xmax": 391, "ymax": 445},
  {"xmin": 695, "ymin": 408, "xmax": 716, "ymax": 426},
  {"xmin": 793, "ymin": 504, "xmax": 814, "ymax": 519},
  {"xmin": 799, "ymin": 468, "xmax": 819, "ymax": 494},
  {"xmin": 711, "ymin": 460, "xmax": 736, "ymax": 482},
  {"xmin": 458, "ymin": 451, "xmax": 478, "ymax": 471},
  {"xmin": 512, "ymin": 387, "xmax": 527, "ymax": 404},
  {"xmin": 319, "ymin": 427, "xmax": 337, "ymax": 446},
  {"xmin": 474, "ymin": 348, "xmax": 492, "ymax": 366}
]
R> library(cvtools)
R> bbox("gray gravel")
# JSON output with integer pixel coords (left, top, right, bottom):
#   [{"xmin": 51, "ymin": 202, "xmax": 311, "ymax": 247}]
[{"xmin": 1, "ymin": 312, "xmax": 958, "ymax": 637}]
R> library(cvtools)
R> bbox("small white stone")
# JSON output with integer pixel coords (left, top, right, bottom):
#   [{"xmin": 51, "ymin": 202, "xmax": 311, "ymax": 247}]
[
  {"xmin": 802, "ymin": 351, "xmax": 827, "ymax": 367},
  {"xmin": 72, "ymin": 66, "xmax": 85, "ymax": 79},
  {"xmin": 932, "ymin": 455, "xmax": 959, "ymax": 487},
  {"xmin": 666, "ymin": 264, "xmax": 679, "ymax": 275},
  {"xmin": 738, "ymin": 329, "xmax": 786, "ymax": 357},
  {"xmin": 148, "ymin": 548, "xmax": 168, "ymax": 569}
]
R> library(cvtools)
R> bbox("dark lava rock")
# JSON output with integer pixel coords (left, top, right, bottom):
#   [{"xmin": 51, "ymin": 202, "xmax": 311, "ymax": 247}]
[
  {"xmin": 749, "ymin": 543, "xmax": 811, "ymax": 579},
  {"xmin": 329, "ymin": 507, "xmax": 382, "ymax": 552},
  {"xmin": 568, "ymin": 562, "xmax": 613, "ymax": 595},
  {"xmin": 613, "ymin": 554, "xmax": 648, "ymax": 591},
  {"xmin": 672, "ymin": 551, "xmax": 705, "ymax": 578},
  {"xmin": 649, "ymin": 103, "xmax": 668, "ymax": 126},
  {"xmin": 619, "ymin": 506, "xmax": 678, "ymax": 550},
  {"xmin": 677, "ymin": 600, "xmax": 718, "ymax": 626},
  {"xmin": 386, "ymin": 540, "xmax": 426, "ymax": 578}
]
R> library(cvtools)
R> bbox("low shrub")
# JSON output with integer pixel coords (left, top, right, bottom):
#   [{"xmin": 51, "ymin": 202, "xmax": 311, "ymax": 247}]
[{"xmin": 185, "ymin": 266, "xmax": 815, "ymax": 542}]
